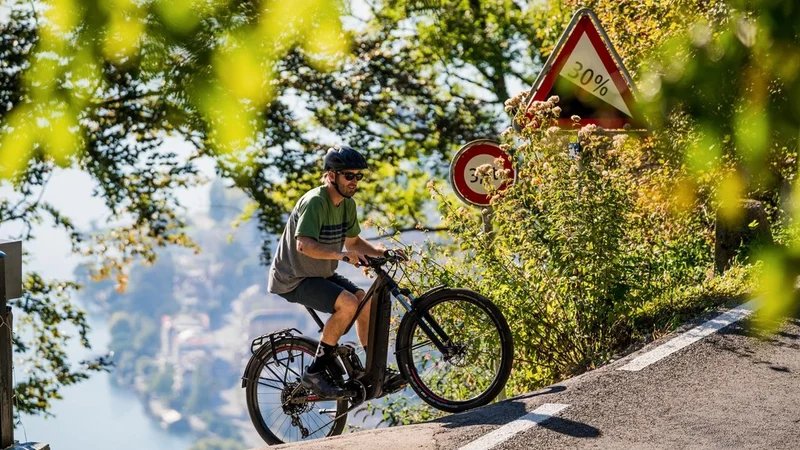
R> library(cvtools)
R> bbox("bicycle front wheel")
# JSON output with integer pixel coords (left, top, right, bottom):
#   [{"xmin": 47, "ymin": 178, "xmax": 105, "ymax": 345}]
[
  {"xmin": 396, "ymin": 288, "xmax": 514, "ymax": 413},
  {"xmin": 244, "ymin": 336, "xmax": 348, "ymax": 445}
]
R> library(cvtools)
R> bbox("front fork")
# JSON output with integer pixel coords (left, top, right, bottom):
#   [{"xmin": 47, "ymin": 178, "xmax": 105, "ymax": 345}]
[{"xmin": 392, "ymin": 287, "xmax": 456, "ymax": 359}]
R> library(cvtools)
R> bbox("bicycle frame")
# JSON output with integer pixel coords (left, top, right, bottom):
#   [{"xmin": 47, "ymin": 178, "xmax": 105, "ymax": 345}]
[{"xmin": 305, "ymin": 263, "xmax": 454, "ymax": 400}]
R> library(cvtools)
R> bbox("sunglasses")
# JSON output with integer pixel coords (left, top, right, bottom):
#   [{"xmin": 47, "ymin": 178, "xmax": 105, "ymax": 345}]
[{"xmin": 337, "ymin": 171, "xmax": 365, "ymax": 181}]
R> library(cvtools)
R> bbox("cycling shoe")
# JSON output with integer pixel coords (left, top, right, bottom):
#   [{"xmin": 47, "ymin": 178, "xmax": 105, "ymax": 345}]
[{"xmin": 301, "ymin": 368, "xmax": 347, "ymax": 399}]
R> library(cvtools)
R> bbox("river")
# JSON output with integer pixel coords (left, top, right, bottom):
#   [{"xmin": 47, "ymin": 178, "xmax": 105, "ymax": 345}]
[{"xmin": 13, "ymin": 311, "xmax": 194, "ymax": 450}]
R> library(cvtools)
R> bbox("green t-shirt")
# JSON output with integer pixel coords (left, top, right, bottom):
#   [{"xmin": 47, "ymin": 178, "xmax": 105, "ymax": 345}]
[{"xmin": 268, "ymin": 185, "xmax": 360, "ymax": 294}]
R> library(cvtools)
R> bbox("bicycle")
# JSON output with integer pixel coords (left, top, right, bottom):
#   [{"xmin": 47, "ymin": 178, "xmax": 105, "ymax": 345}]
[{"xmin": 241, "ymin": 250, "xmax": 514, "ymax": 445}]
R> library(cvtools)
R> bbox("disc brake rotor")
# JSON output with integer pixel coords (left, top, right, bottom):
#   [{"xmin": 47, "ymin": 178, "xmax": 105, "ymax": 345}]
[{"xmin": 444, "ymin": 343, "xmax": 468, "ymax": 367}]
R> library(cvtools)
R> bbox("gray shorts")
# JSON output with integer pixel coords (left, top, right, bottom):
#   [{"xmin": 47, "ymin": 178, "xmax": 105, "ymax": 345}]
[{"xmin": 278, "ymin": 273, "xmax": 362, "ymax": 314}]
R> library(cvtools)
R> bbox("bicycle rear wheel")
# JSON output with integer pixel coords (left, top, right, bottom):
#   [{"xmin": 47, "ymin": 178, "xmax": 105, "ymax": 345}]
[
  {"xmin": 244, "ymin": 336, "xmax": 348, "ymax": 444},
  {"xmin": 396, "ymin": 288, "xmax": 513, "ymax": 413}
]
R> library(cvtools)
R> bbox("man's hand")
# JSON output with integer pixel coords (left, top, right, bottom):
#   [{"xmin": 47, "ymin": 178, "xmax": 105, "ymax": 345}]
[{"xmin": 341, "ymin": 250, "xmax": 368, "ymax": 266}]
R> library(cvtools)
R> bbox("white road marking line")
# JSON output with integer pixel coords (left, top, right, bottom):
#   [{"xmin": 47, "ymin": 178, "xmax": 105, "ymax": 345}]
[
  {"xmin": 458, "ymin": 403, "xmax": 570, "ymax": 450},
  {"xmin": 618, "ymin": 298, "xmax": 761, "ymax": 372}
]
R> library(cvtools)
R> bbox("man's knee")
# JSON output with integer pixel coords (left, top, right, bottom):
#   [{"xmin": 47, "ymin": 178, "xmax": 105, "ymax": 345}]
[
  {"xmin": 334, "ymin": 290, "xmax": 359, "ymax": 316},
  {"xmin": 355, "ymin": 290, "xmax": 366, "ymax": 301}
]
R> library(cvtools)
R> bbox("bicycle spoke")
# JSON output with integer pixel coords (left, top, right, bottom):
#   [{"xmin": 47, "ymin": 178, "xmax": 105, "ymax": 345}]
[
  {"xmin": 305, "ymin": 414, "xmax": 337, "ymax": 438},
  {"xmin": 255, "ymin": 377, "xmax": 285, "ymax": 390},
  {"xmin": 409, "ymin": 339, "xmax": 433, "ymax": 351},
  {"xmin": 311, "ymin": 411, "xmax": 329, "ymax": 430},
  {"xmin": 282, "ymin": 348, "xmax": 293, "ymax": 383},
  {"xmin": 264, "ymin": 405, "xmax": 284, "ymax": 425},
  {"xmin": 468, "ymin": 328, "xmax": 501, "ymax": 343},
  {"xmin": 276, "ymin": 413, "xmax": 290, "ymax": 441}
]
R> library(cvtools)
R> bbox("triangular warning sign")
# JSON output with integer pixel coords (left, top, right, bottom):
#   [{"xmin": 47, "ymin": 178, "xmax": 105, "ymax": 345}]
[{"xmin": 526, "ymin": 8, "xmax": 647, "ymax": 130}]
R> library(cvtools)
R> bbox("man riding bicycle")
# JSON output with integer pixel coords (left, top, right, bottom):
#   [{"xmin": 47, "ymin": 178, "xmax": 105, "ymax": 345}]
[{"xmin": 267, "ymin": 145, "xmax": 407, "ymax": 398}]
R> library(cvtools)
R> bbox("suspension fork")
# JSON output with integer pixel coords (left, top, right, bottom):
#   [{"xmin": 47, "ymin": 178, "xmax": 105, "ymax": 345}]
[{"xmin": 392, "ymin": 286, "xmax": 454, "ymax": 355}]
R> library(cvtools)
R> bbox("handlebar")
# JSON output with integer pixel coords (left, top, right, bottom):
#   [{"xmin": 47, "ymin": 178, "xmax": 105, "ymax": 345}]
[{"xmin": 342, "ymin": 249, "xmax": 407, "ymax": 268}]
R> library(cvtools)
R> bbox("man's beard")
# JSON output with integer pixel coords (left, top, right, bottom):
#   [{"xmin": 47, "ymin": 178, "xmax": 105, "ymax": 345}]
[{"xmin": 334, "ymin": 181, "xmax": 356, "ymax": 198}]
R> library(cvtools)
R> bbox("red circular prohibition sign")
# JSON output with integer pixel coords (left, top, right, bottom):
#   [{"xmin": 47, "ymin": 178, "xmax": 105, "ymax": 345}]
[{"xmin": 451, "ymin": 140, "xmax": 515, "ymax": 207}]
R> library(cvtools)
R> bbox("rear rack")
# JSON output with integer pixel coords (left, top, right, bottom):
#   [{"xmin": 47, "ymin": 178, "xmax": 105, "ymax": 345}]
[{"xmin": 250, "ymin": 327, "xmax": 302, "ymax": 355}]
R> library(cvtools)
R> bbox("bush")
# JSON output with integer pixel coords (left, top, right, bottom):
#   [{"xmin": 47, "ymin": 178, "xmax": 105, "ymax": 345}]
[{"xmin": 396, "ymin": 94, "xmax": 753, "ymax": 397}]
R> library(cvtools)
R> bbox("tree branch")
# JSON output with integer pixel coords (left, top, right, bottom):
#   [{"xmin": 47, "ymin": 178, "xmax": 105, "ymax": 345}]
[
  {"xmin": 96, "ymin": 91, "xmax": 161, "ymax": 106},
  {"xmin": 366, "ymin": 226, "xmax": 450, "ymax": 241},
  {"xmin": 445, "ymin": 69, "xmax": 494, "ymax": 94},
  {"xmin": 7, "ymin": 169, "xmax": 53, "ymax": 224}
]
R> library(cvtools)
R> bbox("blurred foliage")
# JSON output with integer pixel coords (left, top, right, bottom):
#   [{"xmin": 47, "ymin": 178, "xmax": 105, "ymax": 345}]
[
  {"xmin": 11, "ymin": 274, "xmax": 112, "ymax": 416},
  {"xmin": 2, "ymin": 0, "xmax": 798, "ymax": 432},
  {"xmin": 148, "ymin": 363, "xmax": 175, "ymax": 395},
  {"xmin": 106, "ymin": 311, "xmax": 159, "ymax": 385},
  {"xmin": 636, "ymin": 0, "xmax": 800, "ymax": 330},
  {"xmin": 186, "ymin": 366, "xmax": 214, "ymax": 412},
  {"xmin": 0, "ymin": 0, "xmax": 344, "ymax": 418}
]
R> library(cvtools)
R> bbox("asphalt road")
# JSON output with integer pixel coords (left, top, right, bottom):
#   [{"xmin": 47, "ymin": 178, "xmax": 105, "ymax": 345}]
[{"xmin": 259, "ymin": 306, "xmax": 800, "ymax": 450}]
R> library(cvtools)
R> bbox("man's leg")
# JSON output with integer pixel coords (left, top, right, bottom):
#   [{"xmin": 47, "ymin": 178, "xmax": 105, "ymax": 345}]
[
  {"xmin": 302, "ymin": 291, "xmax": 361, "ymax": 396},
  {"xmin": 282, "ymin": 278, "xmax": 359, "ymax": 397},
  {"xmin": 317, "ymin": 274, "xmax": 405, "ymax": 393},
  {"xmin": 352, "ymin": 290, "xmax": 370, "ymax": 347},
  {"xmin": 320, "ymin": 290, "xmax": 360, "ymax": 346}
]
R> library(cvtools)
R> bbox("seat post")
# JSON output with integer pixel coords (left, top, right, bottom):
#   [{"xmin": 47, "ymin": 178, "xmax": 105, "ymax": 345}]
[{"xmin": 306, "ymin": 307, "xmax": 325, "ymax": 333}]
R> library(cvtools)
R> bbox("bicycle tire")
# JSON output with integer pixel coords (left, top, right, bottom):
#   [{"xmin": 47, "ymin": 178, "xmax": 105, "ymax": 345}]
[
  {"xmin": 396, "ymin": 288, "xmax": 513, "ymax": 413},
  {"xmin": 244, "ymin": 335, "xmax": 348, "ymax": 444}
]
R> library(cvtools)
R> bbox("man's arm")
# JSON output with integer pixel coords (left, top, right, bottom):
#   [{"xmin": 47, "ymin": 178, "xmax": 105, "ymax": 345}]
[
  {"xmin": 296, "ymin": 236, "xmax": 369, "ymax": 265},
  {"xmin": 344, "ymin": 235, "xmax": 385, "ymax": 257},
  {"xmin": 296, "ymin": 236, "xmax": 344, "ymax": 260}
]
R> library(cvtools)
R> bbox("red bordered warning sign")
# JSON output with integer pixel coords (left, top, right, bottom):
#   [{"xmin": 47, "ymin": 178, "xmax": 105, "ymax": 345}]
[
  {"xmin": 526, "ymin": 8, "xmax": 646, "ymax": 130},
  {"xmin": 450, "ymin": 140, "xmax": 515, "ymax": 207}
]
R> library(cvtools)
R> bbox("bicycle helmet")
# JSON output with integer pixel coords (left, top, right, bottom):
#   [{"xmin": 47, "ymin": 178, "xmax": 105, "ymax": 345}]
[{"xmin": 323, "ymin": 145, "xmax": 368, "ymax": 171}]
